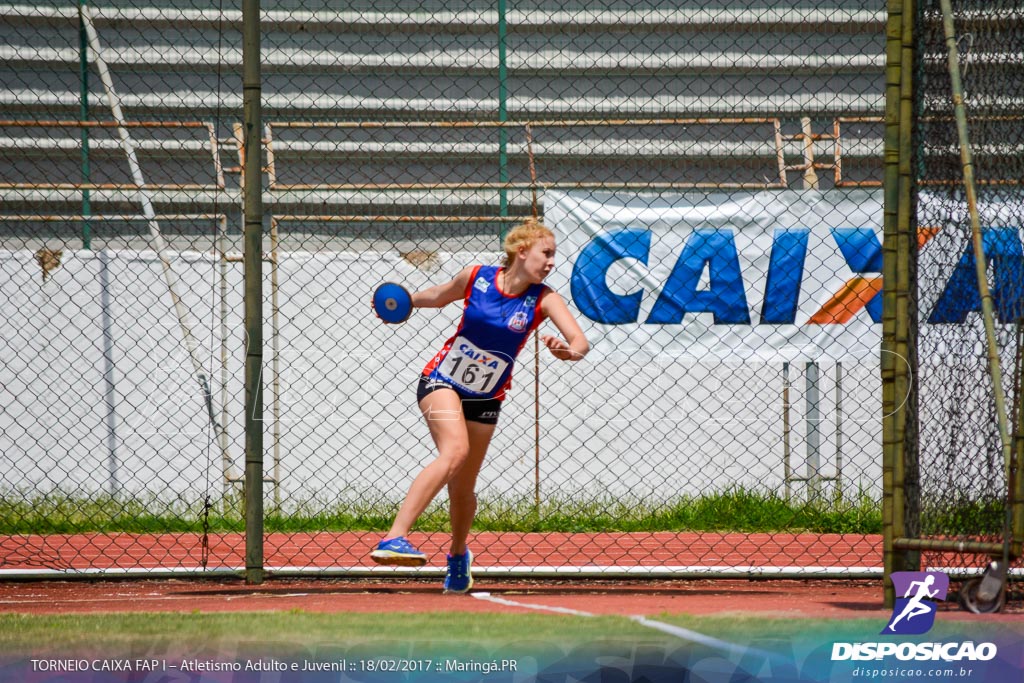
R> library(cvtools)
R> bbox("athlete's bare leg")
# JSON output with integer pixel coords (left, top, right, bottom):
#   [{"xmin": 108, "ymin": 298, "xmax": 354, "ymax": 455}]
[
  {"xmin": 384, "ymin": 388, "xmax": 471, "ymax": 540},
  {"xmin": 447, "ymin": 419, "xmax": 496, "ymax": 556}
]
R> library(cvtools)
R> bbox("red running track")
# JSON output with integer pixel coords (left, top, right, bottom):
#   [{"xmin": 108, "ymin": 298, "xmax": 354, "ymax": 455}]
[
  {"xmin": 0, "ymin": 531, "xmax": 881, "ymax": 573},
  {"xmin": 4, "ymin": 532, "xmax": 1023, "ymax": 621}
]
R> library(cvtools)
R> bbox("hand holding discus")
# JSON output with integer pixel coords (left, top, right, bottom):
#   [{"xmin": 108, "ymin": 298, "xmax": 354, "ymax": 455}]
[{"xmin": 372, "ymin": 282, "xmax": 413, "ymax": 324}]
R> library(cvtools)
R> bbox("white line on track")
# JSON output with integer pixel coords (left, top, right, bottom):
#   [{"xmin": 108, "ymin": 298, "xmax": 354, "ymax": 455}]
[
  {"xmin": 0, "ymin": 596, "xmax": 196, "ymax": 605},
  {"xmin": 0, "ymin": 592, "xmax": 311, "ymax": 606},
  {"xmin": 628, "ymin": 615, "xmax": 778, "ymax": 660},
  {"xmin": 470, "ymin": 592, "xmax": 784, "ymax": 664},
  {"xmin": 469, "ymin": 592, "xmax": 596, "ymax": 617}
]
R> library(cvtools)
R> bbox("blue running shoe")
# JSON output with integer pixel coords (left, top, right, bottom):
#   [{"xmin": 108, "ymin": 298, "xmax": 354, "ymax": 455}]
[
  {"xmin": 370, "ymin": 537, "xmax": 427, "ymax": 566},
  {"xmin": 443, "ymin": 550, "xmax": 473, "ymax": 594}
]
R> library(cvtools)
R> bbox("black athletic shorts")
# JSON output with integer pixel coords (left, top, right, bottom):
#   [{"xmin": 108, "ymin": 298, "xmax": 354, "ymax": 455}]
[{"xmin": 416, "ymin": 376, "xmax": 502, "ymax": 425}]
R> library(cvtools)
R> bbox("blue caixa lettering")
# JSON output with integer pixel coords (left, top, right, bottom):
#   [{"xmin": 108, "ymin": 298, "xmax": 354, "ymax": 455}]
[{"xmin": 569, "ymin": 226, "xmax": 1024, "ymax": 325}]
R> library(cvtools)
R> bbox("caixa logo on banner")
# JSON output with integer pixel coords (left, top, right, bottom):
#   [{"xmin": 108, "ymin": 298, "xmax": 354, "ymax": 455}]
[{"xmin": 569, "ymin": 226, "xmax": 1024, "ymax": 325}]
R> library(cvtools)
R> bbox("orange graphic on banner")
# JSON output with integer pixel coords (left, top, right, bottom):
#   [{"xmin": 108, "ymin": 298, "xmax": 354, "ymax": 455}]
[
  {"xmin": 807, "ymin": 277, "xmax": 883, "ymax": 324},
  {"xmin": 806, "ymin": 227, "xmax": 940, "ymax": 325},
  {"xmin": 917, "ymin": 226, "xmax": 940, "ymax": 249}
]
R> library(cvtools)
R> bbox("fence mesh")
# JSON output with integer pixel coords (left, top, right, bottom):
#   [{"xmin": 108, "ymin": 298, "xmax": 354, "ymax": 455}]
[
  {"xmin": 2, "ymin": 1, "xmax": 891, "ymax": 576},
  {"xmin": 911, "ymin": 0, "xmax": 1024, "ymax": 576}
]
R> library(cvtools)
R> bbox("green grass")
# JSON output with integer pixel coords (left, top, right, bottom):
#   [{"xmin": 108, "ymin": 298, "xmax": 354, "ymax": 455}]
[
  {"xmin": 0, "ymin": 487, "xmax": 882, "ymax": 536},
  {"xmin": 5, "ymin": 611, "xmax": 1019, "ymax": 658},
  {"xmin": 921, "ymin": 497, "xmax": 1009, "ymax": 537},
  {"xmin": 0, "ymin": 612, "xmax": 662, "ymax": 653},
  {"xmin": 468, "ymin": 488, "xmax": 882, "ymax": 534}
]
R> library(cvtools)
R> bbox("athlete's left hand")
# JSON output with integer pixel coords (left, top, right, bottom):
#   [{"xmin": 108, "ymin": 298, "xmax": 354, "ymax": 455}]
[{"xmin": 541, "ymin": 335, "xmax": 578, "ymax": 361}]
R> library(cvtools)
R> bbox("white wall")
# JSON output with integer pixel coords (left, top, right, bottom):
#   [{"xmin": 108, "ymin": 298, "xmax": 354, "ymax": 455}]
[{"xmin": 0, "ymin": 247, "xmax": 882, "ymax": 510}]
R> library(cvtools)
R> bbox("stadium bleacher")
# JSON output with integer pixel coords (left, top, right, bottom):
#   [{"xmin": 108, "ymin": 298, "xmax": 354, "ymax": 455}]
[{"xmin": 1, "ymin": 1, "xmax": 886, "ymax": 229}]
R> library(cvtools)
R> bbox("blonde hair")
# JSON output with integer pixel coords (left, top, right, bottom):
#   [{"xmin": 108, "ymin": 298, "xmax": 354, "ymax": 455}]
[{"xmin": 502, "ymin": 218, "xmax": 554, "ymax": 266}]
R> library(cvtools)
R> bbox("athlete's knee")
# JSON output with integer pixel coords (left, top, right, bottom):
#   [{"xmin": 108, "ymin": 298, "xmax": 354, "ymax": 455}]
[{"xmin": 439, "ymin": 443, "xmax": 471, "ymax": 475}]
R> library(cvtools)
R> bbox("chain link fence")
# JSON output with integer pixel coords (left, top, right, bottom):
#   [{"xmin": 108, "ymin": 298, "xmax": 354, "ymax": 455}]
[
  {"xmin": 1, "ymin": 1, "xmax": 892, "ymax": 576},
  {"xmin": 900, "ymin": 0, "xmax": 1024, "ymax": 586}
]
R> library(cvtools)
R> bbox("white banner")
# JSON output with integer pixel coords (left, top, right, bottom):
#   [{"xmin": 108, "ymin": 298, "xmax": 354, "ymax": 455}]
[{"xmin": 545, "ymin": 189, "xmax": 886, "ymax": 362}]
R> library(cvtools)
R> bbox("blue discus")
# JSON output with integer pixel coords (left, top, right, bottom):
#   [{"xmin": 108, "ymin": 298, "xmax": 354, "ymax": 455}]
[{"xmin": 373, "ymin": 282, "xmax": 413, "ymax": 324}]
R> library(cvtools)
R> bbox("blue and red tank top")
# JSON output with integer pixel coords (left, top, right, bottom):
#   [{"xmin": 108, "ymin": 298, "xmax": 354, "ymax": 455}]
[{"xmin": 422, "ymin": 265, "xmax": 548, "ymax": 400}]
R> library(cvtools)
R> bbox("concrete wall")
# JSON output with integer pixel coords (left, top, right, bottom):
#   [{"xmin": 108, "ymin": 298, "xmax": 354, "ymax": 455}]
[{"xmin": 0, "ymin": 246, "xmax": 882, "ymax": 508}]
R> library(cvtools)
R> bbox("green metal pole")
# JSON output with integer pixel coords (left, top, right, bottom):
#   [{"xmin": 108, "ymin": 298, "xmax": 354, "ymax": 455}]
[
  {"xmin": 1005, "ymin": 267, "xmax": 1024, "ymax": 562},
  {"xmin": 938, "ymin": 0, "xmax": 1015, "ymax": 489},
  {"xmin": 881, "ymin": 0, "xmax": 900, "ymax": 610},
  {"xmin": 893, "ymin": 538, "xmax": 1005, "ymax": 554},
  {"xmin": 898, "ymin": 0, "xmax": 920, "ymax": 579},
  {"xmin": 242, "ymin": 0, "xmax": 264, "ymax": 585},
  {"xmin": 78, "ymin": 0, "xmax": 91, "ymax": 249},
  {"xmin": 882, "ymin": 0, "xmax": 917, "ymax": 609},
  {"xmin": 1014, "ymin": 324, "xmax": 1024, "ymax": 556},
  {"xmin": 497, "ymin": 0, "xmax": 509, "ymax": 228}
]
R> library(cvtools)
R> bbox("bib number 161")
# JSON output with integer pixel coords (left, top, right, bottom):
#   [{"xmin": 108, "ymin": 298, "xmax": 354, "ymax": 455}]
[{"xmin": 437, "ymin": 338, "xmax": 509, "ymax": 395}]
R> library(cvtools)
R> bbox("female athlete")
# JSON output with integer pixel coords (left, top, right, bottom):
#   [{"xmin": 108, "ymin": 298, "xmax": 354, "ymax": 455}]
[{"xmin": 370, "ymin": 219, "xmax": 589, "ymax": 593}]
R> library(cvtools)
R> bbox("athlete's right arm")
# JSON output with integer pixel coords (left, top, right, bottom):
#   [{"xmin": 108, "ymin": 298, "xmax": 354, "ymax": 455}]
[{"xmin": 411, "ymin": 266, "xmax": 474, "ymax": 308}]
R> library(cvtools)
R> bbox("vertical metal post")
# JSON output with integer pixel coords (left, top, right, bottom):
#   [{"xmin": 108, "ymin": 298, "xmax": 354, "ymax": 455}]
[
  {"xmin": 783, "ymin": 361, "xmax": 792, "ymax": 502},
  {"xmin": 527, "ymin": 122, "xmax": 540, "ymax": 512},
  {"xmin": 1013, "ymin": 321, "xmax": 1024, "ymax": 556},
  {"xmin": 835, "ymin": 361, "xmax": 844, "ymax": 504},
  {"xmin": 939, "ymin": 0, "xmax": 1015, "ymax": 483},
  {"xmin": 99, "ymin": 249, "xmax": 118, "ymax": 496},
  {"xmin": 218, "ymin": 216, "xmax": 233, "ymax": 501},
  {"xmin": 805, "ymin": 362, "xmax": 821, "ymax": 501},
  {"xmin": 270, "ymin": 217, "xmax": 281, "ymax": 511},
  {"xmin": 242, "ymin": 0, "xmax": 264, "ymax": 585},
  {"xmin": 800, "ymin": 117, "xmax": 819, "ymax": 190},
  {"xmin": 1016, "ymin": 451, "xmax": 1024, "ymax": 560},
  {"xmin": 535, "ymin": 332, "xmax": 541, "ymax": 513},
  {"xmin": 1012, "ymin": 321, "xmax": 1024, "ymax": 558},
  {"xmin": 78, "ymin": 0, "xmax": 91, "ymax": 249},
  {"xmin": 497, "ymin": 0, "xmax": 509, "ymax": 224},
  {"xmin": 882, "ymin": 0, "xmax": 917, "ymax": 609}
]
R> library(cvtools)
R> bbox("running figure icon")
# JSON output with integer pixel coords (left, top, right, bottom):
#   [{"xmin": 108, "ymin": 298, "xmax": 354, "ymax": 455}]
[{"xmin": 886, "ymin": 574, "xmax": 939, "ymax": 632}]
